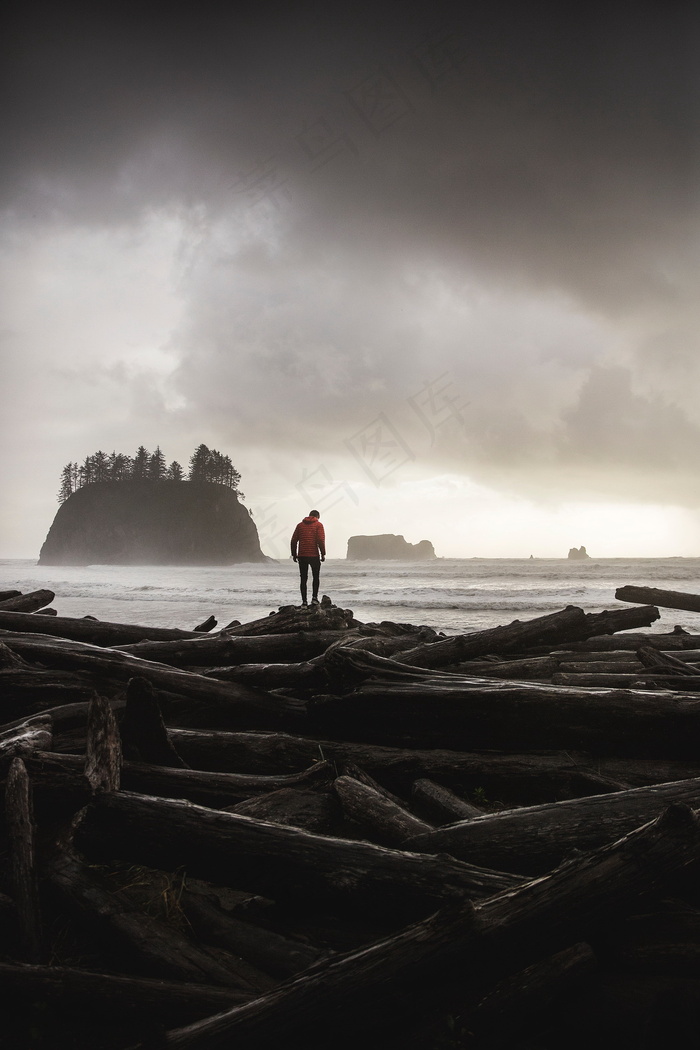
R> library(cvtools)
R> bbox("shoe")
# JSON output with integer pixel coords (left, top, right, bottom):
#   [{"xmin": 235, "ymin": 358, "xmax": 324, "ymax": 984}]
[
  {"xmin": 301, "ymin": 600, "xmax": 308, "ymax": 607},
  {"xmin": 311, "ymin": 597, "xmax": 320, "ymax": 605}
]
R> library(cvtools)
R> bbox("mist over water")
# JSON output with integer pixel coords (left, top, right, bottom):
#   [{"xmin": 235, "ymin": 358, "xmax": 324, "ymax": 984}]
[{"xmin": 4, "ymin": 558, "xmax": 700, "ymax": 635}]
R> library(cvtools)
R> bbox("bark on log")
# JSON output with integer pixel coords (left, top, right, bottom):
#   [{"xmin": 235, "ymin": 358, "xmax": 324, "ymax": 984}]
[
  {"xmin": 116, "ymin": 630, "xmax": 350, "ymax": 667},
  {"xmin": 74, "ymin": 791, "xmax": 526, "ymax": 913},
  {"xmin": 465, "ymin": 941, "xmax": 598, "ymax": 1049},
  {"xmin": 0, "ymin": 590, "xmax": 54, "ymax": 613},
  {"xmin": 0, "ymin": 719, "xmax": 53, "ymax": 770},
  {"xmin": 450, "ymin": 655, "xmax": 561, "ymax": 679},
  {"xmin": 616, "ymin": 585, "xmax": 700, "ymax": 614},
  {"xmin": 309, "ymin": 674, "xmax": 700, "ymax": 757},
  {"xmin": 5, "ymin": 758, "xmax": 43, "ymax": 962},
  {"xmin": 0, "ymin": 667, "xmax": 107, "ymax": 716},
  {"xmin": 193, "ymin": 616, "xmax": 217, "ymax": 633},
  {"xmin": 0, "ymin": 589, "xmax": 21, "ymax": 601},
  {"xmin": 225, "ymin": 786, "xmax": 340, "ymax": 834},
  {"xmin": 120, "ymin": 677, "xmax": 190, "ymax": 767},
  {"xmin": 404, "ymin": 776, "xmax": 700, "ymax": 875},
  {"xmin": 84, "ymin": 693, "xmax": 121, "ymax": 793},
  {"xmin": 332, "ymin": 775, "xmax": 434, "ymax": 848},
  {"xmin": 179, "ymin": 891, "xmax": 326, "ymax": 978},
  {"xmin": 637, "ymin": 644, "xmax": 700, "ymax": 676},
  {"xmin": 224, "ymin": 604, "xmax": 355, "ymax": 636},
  {"xmin": 24, "ymin": 752, "xmax": 334, "ymax": 811},
  {"xmin": 0, "ymin": 633, "xmax": 306, "ymax": 731},
  {"xmin": 0, "ymin": 960, "xmax": 249, "ymax": 1016},
  {"xmin": 411, "ymin": 779, "xmax": 484, "ymax": 824},
  {"xmin": 44, "ymin": 849, "xmax": 270, "ymax": 990},
  {"xmin": 135, "ymin": 804, "xmax": 700, "ymax": 1050},
  {"xmin": 553, "ymin": 632, "xmax": 700, "ymax": 652},
  {"xmin": 0, "ymin": 610, "xmax": 202, "ymax": 644},
  {"xmin": 168, "ymin": 728, "xmax": 699, "ymax": 801},
  {"xmin": 395, "ymin": 606, "xmax": 590, "ymax": 668},
  {"xmin": 394, "ymin": 605, "xmax": 660, "ymax": 670}
]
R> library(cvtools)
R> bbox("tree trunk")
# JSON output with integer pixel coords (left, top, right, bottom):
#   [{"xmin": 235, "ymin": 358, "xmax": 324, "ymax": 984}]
[
  {"xmin": 167, "ymin": 728, "xmax": 700, "ymax": 802},
  {"xmin": 5, "ymin": 758, "xmax": 43, "ymax": 962},
  {"xmin": 332, "ymin": 775, "xmax": 434, "ymax": 848},
  {"xmin": 0, "ymin": 590, "xmax": 54, "ymax": 613},
  {"xmin": 179, "ymin": 890, "xmax": 327, "ymax": 978},
  {"xmin": 134, "ymin": 804, "xmax": 700, "ymax": 1050},
  {"xmin": 0, "ymin": 633, "xmax": 307, "ymax": 731},
  {"xmin": 225, "ymin": 786, "xmax": 341, "ymax": 834},
  {"xmin": 74, "ymin": 791, "xmax": 525, "ymax": 913},
  {"xmin": 309, "ymin": 674, "xmax": 700, "ymax": 757},
  {"xmin": 193, "ymin": 616, "xmax": 217, "ymax": 633},
  {"xmin": 411, "ymin": 779, "xmax": 484, "ymax": 824},
  {"xmin": 0, "ymin": 960, "xmax": 251, "ymax": 1020},
  {"xmin": 616, "ymin": 585, "xmax": 700, "ymax": 614},
  {"xmin": 120, "ymin": 677, "xmax": 190, "ymax": 767},
  {"xmin": 25, "ymin": 751, "xmax": 334, "ymax": 811},
  {"xmin": 0, "ymin": 667, "xmax": 107, "ymax": 717},
  {"xmin": 116, "ymin": 630, "xmax": 351, "ymax": 667},
  {"xmin": 0, "ymin": 609, "xmax": 202, "ymax": 644},
  {"xmin": 404, "ymin": 776, "xmax": 700, "ymax": 875},
  {"xmin": 44, "ymin": 849, "xmax": 271, "ymax": 990},
  {"xmin": 84, "ymin": 693, "xmax": 121, "ymax": 793},
  {"xmin": 224, "ymin": 604, "xmax": 355, "ymax": 636},
  {"xmin": 394, "ymin": 605, "xmax": 659, "ymax": 670}
]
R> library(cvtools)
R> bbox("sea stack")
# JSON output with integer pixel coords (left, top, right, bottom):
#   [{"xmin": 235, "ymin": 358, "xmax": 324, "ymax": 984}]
[
  {"xmin": 346, "ymin": 534, "xmax": 436, "ymax": 560},
  {"xmin": 567, "ymin": 545, "xmax": 591, "ymax": 560},
  {"xmin": 38, "ymin": 480, "xmax": 267, "ymax": 565}
]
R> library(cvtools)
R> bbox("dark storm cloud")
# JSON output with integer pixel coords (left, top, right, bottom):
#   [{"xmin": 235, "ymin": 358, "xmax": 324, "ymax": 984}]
[{"xmin": 4, "ymin": 1, "xmax": 700, "ymax": 514}]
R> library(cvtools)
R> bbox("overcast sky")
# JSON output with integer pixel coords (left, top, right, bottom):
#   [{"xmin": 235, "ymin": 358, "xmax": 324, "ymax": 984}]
[{"xmin": 2, "ymin": 1, "xmax": 700, "ymax": 559}]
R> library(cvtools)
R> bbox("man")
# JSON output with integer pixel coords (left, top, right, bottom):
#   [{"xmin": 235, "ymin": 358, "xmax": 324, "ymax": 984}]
[{"xmin": 290, "ymin": 509, "xmax": 326, "ymax": 607}]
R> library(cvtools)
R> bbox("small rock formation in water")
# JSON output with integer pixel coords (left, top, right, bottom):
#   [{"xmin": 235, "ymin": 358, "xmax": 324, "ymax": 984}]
[
  {"xmin": 39, "ymin": 480, "xmax": 267, "ymax": 565},
  {"xmin": 567, "ymin": 545, "xmax": 591, "ymax": 560},
  {"xmin": 346, "ymin": 534, "xmax": 436, "ymax": 560}
]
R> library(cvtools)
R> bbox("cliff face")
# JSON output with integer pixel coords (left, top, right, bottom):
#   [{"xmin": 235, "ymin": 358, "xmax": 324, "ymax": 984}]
[
  {"xmin": 346, "ymin": 534, "xmax": 436, "ymax": 561},
  {"xmin": 38, "ymin": 481, "xmax": 267, "ymax": 565}
]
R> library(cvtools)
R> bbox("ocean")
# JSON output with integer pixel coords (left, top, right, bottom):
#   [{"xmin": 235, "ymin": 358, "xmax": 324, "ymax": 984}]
[{"xmin": 3, "ymin": 557, "xmax": 700, "ymax": 636}]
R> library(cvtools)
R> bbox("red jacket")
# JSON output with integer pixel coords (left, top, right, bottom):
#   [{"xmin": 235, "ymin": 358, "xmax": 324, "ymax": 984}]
[{"xmin": 291, "ymin": 516, "xmax": 326, "ymax": 558}]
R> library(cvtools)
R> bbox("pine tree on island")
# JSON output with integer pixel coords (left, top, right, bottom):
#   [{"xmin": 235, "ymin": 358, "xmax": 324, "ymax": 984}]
[{"xmin": 56, "ymin": 444, "xmax": 244, "ymax": 502}]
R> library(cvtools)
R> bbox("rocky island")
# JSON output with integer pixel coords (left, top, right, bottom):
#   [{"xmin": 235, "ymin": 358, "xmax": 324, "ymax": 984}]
[
  {"xmin": 39, "ymin": 480, "xmax": 266, "ymax": 565},
  {"xmin": 568, "ymin": 546, "xmax": 591, "ymax": 560},
  {"xmin": 346, "ymin": 534, "xmax": 436, "ymax": 560}
]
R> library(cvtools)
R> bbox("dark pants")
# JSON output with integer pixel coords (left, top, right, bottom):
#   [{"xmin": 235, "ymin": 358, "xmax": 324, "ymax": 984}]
[{"xmin": 297, "ymin": 556, "xmax": 321, "ymax": 601}]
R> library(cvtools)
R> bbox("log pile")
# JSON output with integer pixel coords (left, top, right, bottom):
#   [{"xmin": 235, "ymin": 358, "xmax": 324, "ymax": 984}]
[{"xmin": 2, "ymin": 588, "xmax": 700, "ymax": 1047}]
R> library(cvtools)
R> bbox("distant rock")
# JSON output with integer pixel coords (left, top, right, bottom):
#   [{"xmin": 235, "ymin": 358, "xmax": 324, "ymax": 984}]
[
  {"xmin": 38, "ymin": 480, "xmax": 267, "ymax": 565},
  {"xmin": 567, "ymin": 545, "xmax": 591, "ymax": 560},
  {"xmin": 346, "ymin": 534, "xmax": 436, "ymax": 561}
]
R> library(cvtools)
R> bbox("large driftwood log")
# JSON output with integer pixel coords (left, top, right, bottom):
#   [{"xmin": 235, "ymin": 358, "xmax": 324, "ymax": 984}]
[
  {"xmin": 116, "ymin": 630, "xmax": 350, "ymax": 667},
  {"xmin": 45, "ymin": 849, "xmax": 270, "ymax": 990},
  {"xmin": 394, "ymin": 605, "xmax": 659, "ymax": 670},
  {"xmin": 25, "ymin": 751, "xmax": 334, "ymax": 811},
  {"xmin": 332, "ymin": 774, "xmax": 433, "ymax": 847},
  {"xmin": 224, "ymin": 604, "xmax": 355, "ymax": 636},
  {"xmin": 5, "ymin": 758, "xmax": 43, "ymax": 962},
  {"xmin": 179, "ymin": 891, "xmax": 327, "ymax": 978},
  {"xmin": 0, "ymin": 667, "xmax": 102, "ymax": 716},
  {"xmin": 616, "ymin": 584, "xmax": 700, "ymax": 614},
  {"xmin": 309, "ymin": 674, "xmax": 700, "ymax": 756},
  {"xmin": 0, "ymin": 590, "xmax": 54, "ymax": 613},
  {"xmin": 84, "ymin": 693, "xmax": 121, "ymax": 793},
  {"xmin": 411, "ymin": 779, "xmax": 484, "ymax": 824},
  {"xmin": 0, "ymin": 960, "xmax": 250, "ymax": 1016},
  {"xmin": 74, "ymin": 791, "xmax": 526, "ymax": 912},
  {"xmin": 0, "ymin": 609, "xmax": 202, "ymax": 644},
  {"xmin": 135, "ymin": 804, "xmax": 700, "ymax": 1050},
  {"xmin": 167, "ymin": 728, "xmax": 700, "ymax": 800},
  {"xmin": 0, "ymin": 633, "xmax": 306, "ymax": 730},
  {"xmin": 120, "ymin": 677, "xmax": 190, "ymax": 767},
  {"xmin": 404, "ymin": 776, "xmax": 700, "ymax": 875},
  {"xmin": 225, "ymin": 786, "xmax": 340, "ymax": 834},
  {"xmin": 554, "ymin": 631, "xmax": 700, "ymax": 652}
]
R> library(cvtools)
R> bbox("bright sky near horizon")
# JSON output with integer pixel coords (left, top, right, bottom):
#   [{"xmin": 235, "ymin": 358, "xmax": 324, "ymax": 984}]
[{"xmin": 2, "ymin": 2, "xmax": 700, "ymax": 559}]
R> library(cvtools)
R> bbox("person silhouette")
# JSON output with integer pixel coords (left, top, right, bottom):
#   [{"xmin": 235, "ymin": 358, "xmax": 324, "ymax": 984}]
[{"xmin": 290, "ymin": 510, "xmax": 326, "ymax": 607}]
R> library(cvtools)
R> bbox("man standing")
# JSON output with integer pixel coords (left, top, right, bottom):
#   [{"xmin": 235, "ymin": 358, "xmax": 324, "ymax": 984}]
[{"xmin": 290, "ymin": 510, "xmax": 326, "ymax": 607}]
